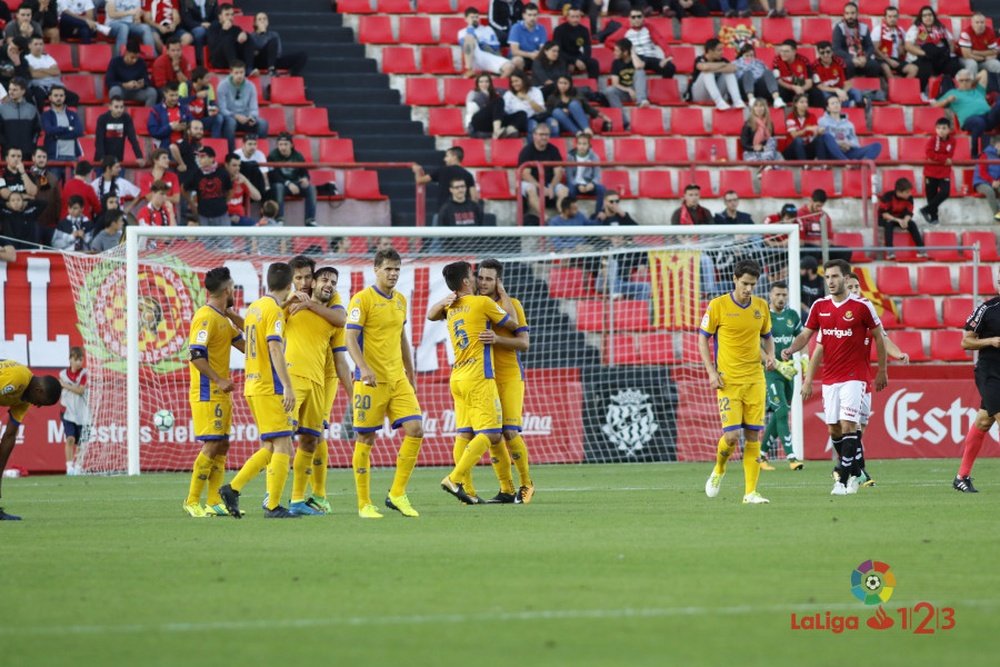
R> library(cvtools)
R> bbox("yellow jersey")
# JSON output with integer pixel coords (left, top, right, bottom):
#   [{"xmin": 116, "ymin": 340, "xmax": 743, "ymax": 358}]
[
  {"xmin": 346, "ymin": 286, "xmax": 408, "ymax": 382},
  {"xmin": 493, "ymin": 296, "xmax": 528, "ymax": 383},
  {"xmin": 188, "ymin": 305, "xmax": 242, "ymax": 402},
  {"xmin": 243, "ymin": 294, "xmax": 287, "ymax": 397},
  {"xmin": 285, "ymin": 305, "xmax": 338, "ymax": 385},
  {"xmin": 447, "ymin": 294, "xmax": 511, "ymax": 382},
  {"xmin": 324, "ymin": 326, "xmax": 347, "ymax": 381},
  {"xmin": 699, "ymin": 293, "xmax": 772, "ymax": 384},
  {"xmin": 0, "ymin": 359, "xmax": 33, "ymax": 423}
]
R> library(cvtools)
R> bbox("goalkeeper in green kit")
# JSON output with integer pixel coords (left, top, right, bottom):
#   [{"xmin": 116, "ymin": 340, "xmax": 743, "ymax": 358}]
[{"xmin": 760, "ymin": 281, "xmax": 805, "ymax": 471}]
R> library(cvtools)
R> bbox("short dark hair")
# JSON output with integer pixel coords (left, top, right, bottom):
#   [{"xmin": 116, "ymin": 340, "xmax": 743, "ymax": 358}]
[
  {"xmin": 7, "ymin": 76, "xmax": 25, "ymax": 90},
  {"xmin": 733, "ymin": 259, "xmax": 761, "ymax": 279},
  {"xmin": 523, "ymin": 2, "xmax": 538, "ymax": 10},
  {"xmin": 225, "ymin": 152, "xmax": 241, "ymax": 164},
  {"xmin": 823, "ymin": 258, "xmax": 852, "ymax": 276},
  {"xmin": 48, "ymin": 84, "xmax": 65, "ymax": 96},
  {"xmin": 125, "ymin": 38, "xmax": 141, "ymax": 54},
  {"xmin": 314, "ymin": 266, "xmax": 338, "ymax": 281},
  {"xmin": 782, "ymin": 39, "xmax": 798, "ymax": 48},
  {"xmin": 191, "ymin": 66, "xmax": 209, "ymax": 81},
  {"xmin": 705, "ymin": 38, "xmax": 721, "ymax": 51},
  {"xmin": 151, "ymin": 148, "xmax": 169, "ymax": 161},
  {"xmin": 29, "ymin": 375, "xmax": 62, "ymax": 406},
  {"xmin": 150, "ymin": 179, "xmax": 169, "ymax": 193},
  {"xmin": 75, "ymin": 160, "xmax": 92, "ymax": 177},
  {"xmin": 560, "ymin": 196, "xmax": 576, "ymax": 213},
  {"xmin": 266, "ymin": 262, "xmax": 293, "ymax": 292},
  {"xmin": 478, "ymin": 257, "xmax": 503, "ymax": 279},
  {"xmin": 684, "ymin": 183, "xmax": 701, "ymax": 193},
  {"xmin": 770, "ymin": 280, "xmax": 788, "ymax": 290},
  {"xmin": 848, "ymin": 272, "xmax": 862, "ymax": 282},
  {"xmin": 166, "ymin": 35, "xmax": 182, "ymax": 46},
  {"xmin": 894, "ymin": 177, "xmax": 914, "ymax": 192},
  {"xmin": 446, "ymin": 146, "xmax": 465, "ymax": 162},
  {"xmin": 289, "ymin": 255, "xmax": 316, "ymax": 273},
  {"xmin": 109, "ymin": 95, "xmax": 124, "ymax": 105},
  {"xmin": 935, "ymin": 117, "xmax": 952, "ymax": 127},
  {"xmin": 164, "ymin": 81, "xmax": 180, "ymax": 93},
  {"xmin": 615, "ymin": 38, "xmax": 632, "ymax": 53},
  {"xmin": 816, "ymin": 40, "xmax": 832, "ymax": 50},
  {"xmin": 464, "ymin": 6, "xmax": 479, "ymax": 16},
  {"xmin": 230, "ymin": 60, "xmax": 246, "ymax": 71},
  {"xmin": 811, "ymin": 188, "xmax": 828, "ymax": 203},
  {"xmin": 199, "ymin": 146, "xmax": 216, "ymax": 158},
  {"xmin": 67, "ymin": 195, "xmax": 84, "ymax": 208},
  {"xmin": 204, "ymin": 266, "xmax": 233, "ymax": 294},
  {"xmin": 4, "ymin": 146, "xmax": 21, "ymax": 158},
  {"xmin": 69, "ymin": 346, "xmax": 85, "ymax": 360},
  {"xmin": 443, "ymin": 261, "xmax": 472, "ymax": 291},
  {"xmin": 374, "ymin": 247, "xmax": 401, "ymax": 267}
]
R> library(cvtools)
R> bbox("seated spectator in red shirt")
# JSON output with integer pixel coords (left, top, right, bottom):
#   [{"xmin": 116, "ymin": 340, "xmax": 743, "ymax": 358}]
[
  {"xmin": 796, "ymin": 188, "xmax": 852, "ymax": 262},
  {"xmin": 151, "ymin": 36, "xmax": 192, "ymax": 89},
  {"xmin": 782, "ymin": 93, "xmax": 822, "ymax": 161},
  {"xmin": 136, "ymin": 179, "xmax": 176, "ymax": 227},
  {"xmin": 812, "ymin": 41, "xmax": 865, "ymax": 108},
  {"xmin": 773, "ymin": 39, "xmax": 824, "ymax": 107},
  {"xmin": 878, "ymin": 177, "xmax": 926, "ymax": 260},
  {"xmin": 921, "ymin": 117, "xmax": 955, "ymax": 224},
  {"xmin": 143, "ymin": 0, "xmax": 194, "ymax": 52},
  {"xmin": 140, "ymin": 148, "xmax": 182, "ymax": 208},
  {"xmin": 670, "ymin": 184, "xmax": 712, "ymax": 225},
  {"xmin": 959, "ymin": 12, "xmax": 1000, "ymax": 76},
  {"xmin": 224, "ymin": 151, "xmax": 261, "ymax": 226}
]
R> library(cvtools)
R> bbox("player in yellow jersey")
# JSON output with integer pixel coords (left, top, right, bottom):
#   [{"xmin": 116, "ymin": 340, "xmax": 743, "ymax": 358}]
[
  {"xmin": 183, "ymin": 267, "xmax": 247, "ymax": 518},
  {"xmin": 346, "ymin": 248, "xmax": 423, "ymax": 519},
  {"xmin": 698, "ymin": 259, "xmax": 776, "ymax": 505},
  {"xmin": 438, "ymin": 261, "xmax": 528, "ymax": 505},
  {"xmin": 0, "ymin": 359, "xmax": 62, "ymax": 520},
  {"xmin": 219, "ymin": 262, "xmax": 299, "ymax": 519}
]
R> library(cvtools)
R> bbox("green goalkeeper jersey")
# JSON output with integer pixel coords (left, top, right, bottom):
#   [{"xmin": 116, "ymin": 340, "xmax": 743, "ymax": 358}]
[{"xmin": 770, "ymin": 307, "xmax": 802, "ymax": 357}]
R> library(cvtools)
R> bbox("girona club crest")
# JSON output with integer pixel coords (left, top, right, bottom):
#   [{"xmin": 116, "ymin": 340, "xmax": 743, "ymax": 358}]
[{"xmin": 601, "ymin": 389, "xmax": 659, "ymax": 456}]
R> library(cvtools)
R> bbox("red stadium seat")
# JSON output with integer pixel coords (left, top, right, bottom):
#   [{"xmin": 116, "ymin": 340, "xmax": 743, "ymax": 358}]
[
  {"xmin": 489, "ymin": 138, "xmax": 523, "ymax": 167},
  {"xmin": 958, "ymin": 265, "xmax": 995, "ymax": 294},
  {"xmin": 637, "ymin": 332, "xmax": 676, "ymax": 364},
  {"xmin": 613, "ymin": 138, "xmax": 648, "ymax": 163},
  {"xmin": 923, "ymin": 231, "xmax": 962, "ymax": 261},
  {"xmin": 448, "ymin": 138, "xmax": 486, "ymax": 166},
  {"xmin": 293, "ymin": 108, "xmax": 334, "ymax": 135},
  {"xmin": 270, "ymin": 77, "xmax": 309, "ymax": 105},
  {"xmin": 591, "ymin": 46, "xmax": 614, "ymax": 73},
  {"xmin": 83, "ymin": 106, "xmax": 103, "ymax": 134},
  {"xmin": 783, "ymin": 0, "xmax": 815, "ymax": 15},
  {"xmin": 594, "ymin": 107, "xmax": 626, "ymax": 135},
  {"xmin": 377, "ymin": 0, "xmax": 414, "ymax": 12},
  {"xmin": 338, "ymin": 0, "xmax": 375, "ymax": 12},
  {"xmin": 258, "ymin": 107, "xmax": 288, "ymax": 135},
  {"xmin": 613, "ymin": 300, "xmax": 653, "ymax": 332},
  {"xmin": 692, "ymin": 137, "xmax": 727, "ymax": 161},
  {"xmin": 647, "ymin": 79, "xmax": 682, "ymax": 105},
  {"xmin": 917, "ymin": 266, "xmax": 956, "ymax": 295},
  {"xmin": 602, "ymin": 170, "xmax": 632, "ymax": 197},
  {"xmin": 943, "ymin": 298, "xmax": 974, "ymax": 328},
  {"xmin": 317, "ymin": 138, "xmax": 356, "ymax": 163},
  {"xmin": 851, "ymin": 77, "xmax": 882, "ymax": 93},
  {"xmin": 398, "ymin": 17, "xmax": 436, "ymax": 45},
  {"xmin": 871, "ymin": 107, "xmax": 907, "ymax": 135},
  {"xmin": 902, "ymin": 297, "xmax": 942, "ymax": 328},
  {"xmin": 476, "ymin": 170, "xmax": 513, "ymax": 199},
  {"xmin": 669, "ymin": 46, "xmax": 696, "ymax": 74},
  {"xmin": 677, "ymin": 170, "xmax": 715, "ymax": 197},
  {"xmin": 653, "ymin": 138, "xmax": 688, "ymax": 162},
  {"xmin": 638, "ymin": 170, "xmax": 675, "ymax": 198},
  {"xmin": 416, "ymin": 0, "xmax": 454, "ymax": 12},
  {"xmin": 78, "ymin": 136, "xmax": 96, "ymax": 162},
  {"xmin": 844, "ymin": 107, "xmax": 869, "ymax": 135},
  {"xmin": 832, "ymin": 232, "xmax": 872, "ymax": 263},
  {"xmin": 46, "ymin": 42, "xmax": 76, "ymax": 71},
  {"xmin": 711, "ymin": 109, "xmax": 744, "ymax": 136},
  {"xmin": 405, "ymin": 77, "xmax": 443, "ymax": 105},
  {"xmin": 799, "ymin": 18, "xmax": 833, "ymax": 41},
  {"xmin": 931, "ymin": 331, "xmax": 972, "ymax": 362},
  {"xmin": 357, "ymin": 16, "xmax": 395, "ymax": 44},
  {"xmin": 821, "ymin": 0, "xmax": 889, "ymax": 11},
  {"xmin": 886, "ymin": 234, "xmax": 921, "ymax": 262},
  {"xmin": 889, "ymin": 78, "xmax": 923, "ymax": 105},
  {"xmin": 422, "ymin": 47, "xmax": 458, "ymax": 74},
  {"xmin": 896, "ymin": 136, "xmax": 928, "ymax": 163},
  {"xmin": 938, "ymin": 0, "xmax": 973, "ymax": 15},
  {"xmin": 878, "ymin": 307, "xmax": 902, "ymax": 330},
  {"xmin": 961, "ymin": 231, "xmax": 1000, "ymax": 262},
  {"xmin": 892, "ymin": 331, "xmax": 928, "ymax": 362},
  {"xmin": 442, "ymin": 77, "xmax": 475, "ymax": 105},
  {"xmin": 760, "ymin": 169, "xmax": 797, "ymax": 198},
  {"xmin": 575, "ymin": 300, "xmax": 606, "ymax": 332},
  {"xmin": 680, "ymin": 18, "xmax": 716, "ymax": 44},
  {"xmin": 549, "ymin": 267, "xmax": 593, "ymax": 299},
  {"xmin": 380, "ymin": 46, "xmax": 418, "ymax": 74},
  {"xmin": 63, "ymin": 74, "xmax": 100, "ymax": 105},
  {"xmin": 840, "ymin": 169, "xmax": 866, "ymax": 198},
  {"xmin": 760, "ymin": 17, "xmax": 794, "ymax": 44},
  {"xmin": 344, "ymin": 171, "xmax": 386, "ymax": 200},
  {"xmin": 427, "ymin": 107, "xmax": 464, "ymax": 135},
  {"xmin": 800, "ymin": 170, "xmax": 836, "ymax": 198},
  {"xmin": 630, "ymin": 108, "xmax": 666, "ymax": 135},
  {"xmin": 604, "ymin": 334, "xmax": 642, "ymax": 365},
  {"xmin": 78, "ymin": 44, "xmax": 112, "ymax": 72},
  {"xmin": 439, "ymin": 17, "xmax": 467, "ymax": 43},
  {"xmin": 862, "ymin": 137, "xmax": 891, "ymax": 163},
  {"xmin": 719, "ymin": 170, "xmax": 756, "ymax": 198},
  {"xmin": 877, "ymin": 265, "xmax": 916, "ymax": 296},
  {"xmin": 912, "ymin": 107, "xmax": 951, "ymax": 133}
]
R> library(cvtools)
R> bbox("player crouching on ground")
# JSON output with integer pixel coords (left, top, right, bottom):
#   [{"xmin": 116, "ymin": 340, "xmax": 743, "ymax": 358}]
[{"xmin": 699, "ymin": 259, "xmax": 776, "ymax": 505}]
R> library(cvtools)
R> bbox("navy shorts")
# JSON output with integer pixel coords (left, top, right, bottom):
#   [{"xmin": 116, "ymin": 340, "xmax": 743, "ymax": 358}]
[{"xmin": 63, "ymin": 419, "xmax": 83, "ymax": 441}]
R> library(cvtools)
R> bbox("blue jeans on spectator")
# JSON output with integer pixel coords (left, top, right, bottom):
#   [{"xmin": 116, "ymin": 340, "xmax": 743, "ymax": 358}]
[
  {"xmin": 551, "ymin": 100, "xmax": 591, "ymax": 135},
  {"xmin": 820, "ymin": 89, "xmax": 865, "ymax": 108},
  {"xmin": 719, "ymin": 0, "xmax": 750, "ymax": 11},
  {"xmin": 108, "ymin": 21, "xmax": 156, "ymax": 54},
  {"xmin": 221, "ymin": 116, "xmax": 269, "ymax": 151},
  {"xmin": 60, "ymin": 14, "xmax": 95, "ymax": 43},
  {"xmin": 962, "ymin": 102, "xmax": 1000, "ymax": 157},
  {"xmin": 272, "ymin": 181, "xmax": 317, "ymax": 223},
  {"xmin": 545, "ymin": 0, "xmax": 583, "ymax": 9},
  {"xmin": 597, "ymin": 261, "xmax": 652, "ymax": 301},
  {"xmin": 527, "ymin": 115, "xmax": 560, "ymax": 137},
  {"xmin": 816, "ymin": 133, "xmax": 881, "ymax": 161},
  {"xmin": 569, "ymin": 182, "xmax": 606, "ymax": 212}
]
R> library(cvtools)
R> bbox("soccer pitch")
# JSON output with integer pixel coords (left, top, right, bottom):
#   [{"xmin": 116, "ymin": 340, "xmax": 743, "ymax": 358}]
[{"xmin": 2, "ymin": 460, "xmax": 997, "ymax": 666}]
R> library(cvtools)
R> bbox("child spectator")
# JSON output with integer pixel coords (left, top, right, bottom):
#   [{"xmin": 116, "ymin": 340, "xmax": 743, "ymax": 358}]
[
  {"xmin": 58, "ymin": 346, "xmax": 90, "ymax": 476},
  {"xmin": 178, "ymin": 66, "xmax": 222, "ymax": 138},
  {"xmin": 136, "ymin": 180, "xmax": 176, "ymax": 227},
  {"xmin": 89, "ymin": 209, "xmax": 125, "ymax": 253},
  {"xmin": 567, "ymin": 133, "xmax": 605, "ymax": 212},
  {"xmin": 52, "ymin": 194, "xmax": 89, "ymax": 251},
  {"xmin": 878, "ymin": 177, "xmax": 926, "ymax": 260},
  {"xmin": 253, "ymin": 199, "xmax": 282, "ymax": 255},
  {"xmin": 921, "ymin": 117, "xmax": 955, "ymax": 225},
  {"xmin": 224, "ymin": 151, "xmax": 261, "ymax": 226},
  {"xmin": 973, "ymin": 135, "xmax": 1000, "ymax": 220}
]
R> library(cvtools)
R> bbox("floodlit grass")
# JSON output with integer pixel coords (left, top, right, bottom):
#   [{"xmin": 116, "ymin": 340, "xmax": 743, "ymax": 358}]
[{"xmin": 1, "ymin": 460, "xmax": 997, "ymax": 666}]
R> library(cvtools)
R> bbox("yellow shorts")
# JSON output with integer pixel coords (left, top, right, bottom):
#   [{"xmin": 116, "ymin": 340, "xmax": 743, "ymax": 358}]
[
  {"xmin": 717, "ymin": 381, "xmax": 766, "ymax": 432},
  {"xmin": 246, "ymin": 394, "xmax": 297, "ymax": 441},
  {"xmin": 290, "ymin": 374, "xmax": 326, "ymax": 437},
  {"xmin": 322, "ymin": 374, "xmax": 340, "ymax": 428},
  {"xmin": 496, "ymin": 378, "xmax": 524, "ymax": 431},
  {"xmin": 352, "ymin": 376, "xmax": 422, "ymax": 434},
  {"xmin": 452, "ymin": 377, "xmax": 503, "ymax": 435},
  {"xmin": 191, "ymin": 396, "xmax": 232, "ymax": 442}
]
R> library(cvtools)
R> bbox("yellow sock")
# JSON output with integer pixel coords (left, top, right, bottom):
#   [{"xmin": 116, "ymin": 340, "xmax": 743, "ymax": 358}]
[
  {"xmin": 506, "ymin": 434, "xmax": 532, "ymax": 487},
  {"xmin": 713, "ymin": 437, "xmax": 734, "ymax": 476},
  {"xmin": 451, "ymin": 434, "xmax": 491, "ymax": 481},
  {"xmin": 290, "ymin": 447, "xmax": 312, "ymax": 503},
  {"xmin": 352, "ymin": 442, "xmax": 372, "ymax": 509},
  {"xmin": 743, "ymin": 439, "xmax": 762, "ymax": 495},
  {"xmin": 490, "ymin": 441, "xmax": 515, "ymax": 495},
  {"xmin": 389, "ymin": 436, "xmax": 422, "ymax": 497},
  {"xmin": 453, "ymin": 436, "xmax": 473, "ymax": 495},
  {"xmin": 311, "ymin": 439, "xmax": 328, "ymax": 498},
  {"xmin": 206, "ymin": 454, "xmax": 227, "ymax": 505},
  {"xmin": 231, "ymin": 448, "xmax": 272, "ymax": 493},
  {"xmin": 185, "ymin": 452, "xmax": 213, "ymax": 505},
  {"xmin": 265, "ymin": 452, "xmax": 291, "ymax": 510}
]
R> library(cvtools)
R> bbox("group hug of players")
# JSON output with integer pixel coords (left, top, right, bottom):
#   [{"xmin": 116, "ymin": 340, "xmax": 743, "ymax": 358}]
[
  {"xmin": 697, "ymin": 257, "xmax": 1000, "ymax": 503},
  {"xmin": 180, "ymin": 250, "xmax": 535, "ymax": 519}
]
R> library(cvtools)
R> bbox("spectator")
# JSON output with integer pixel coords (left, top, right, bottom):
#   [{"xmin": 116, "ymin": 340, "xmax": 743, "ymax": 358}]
[
  {"xmin": 813, "ymin": 40, "xmax": 866, "ymax": 109},
  {"xmin": 593, "ymin": 191, "xmax": 636, "ymax": 225},
  {"xmin": 217, "ymin": 60, "xmax": 267, "ymax": 151},
  {"xmin": 959, "ymin": 12, "xmax": 1000, "ymax": 76},
  {"xmin": 517, "ymin": 123, "xmax": 568, "ymax": 217},
  {"xmin": 105, "ymin": 0, "xmax": 157, "ymax": 54},
  {"xmin": 878, "ymin": 177, "xmax": 926, "ymax": 260},
  {"xmin": 905, "ymin": 5, "xmax": 962, "ymax": 95},
  {"xmin": 248, "ymin": 11, "xmax": 307, "ymax": 77},
  {"xmin": 253, "ymin": 199, "xmax": 282, "ymax": 255},
  {"xmin": 186, "ymin": 145, "xmax": 231, "ymax": 226},
  {"xmin": 178, "ymin": 65, "xmax": 221, "ymax": 138},
  {"xmin": 57, "ymin": 0, "xmax": 110, "ymax": 44},
  {"xmin": 0, "ymin": 146, "xmax": 38, "ymax": 200},
  {"xmin": 973, "ymin": 135, "xmax": 1000, "ymax": 220},
  {"xmin": 60, "ymin": 160, "xmax": 101, "ymax": 219},
  {"xmin": 547, "ymin": 197, "xmax": 594, "ymax": 253},
  {"xmin": 719, "ymin": 0, "xmax": 751, "ymax": 18},
  {"xmin": 735, "ymin": 44, "xmax": 783, "ymax": 109},
  {"xmin": 147, "ymin": 81, "xmax": 191, "ymax": 149},
  {"xmin": 236, "ymin": 133, "xmax": 268, "ymax": 196},
  {"xmin": 151, "ymin": 36, "xmax": 191, "ymax": 89},
  {"xmin": 487, "ymin": 0, "xmax": 523, "ymax": 46},
  {"xmin": 508, "ymin": 3, "xmax": 547, "ymax": 70},
  {"xmin": 817, "ymin": 95, "xmax": 881, "ymax": 161},
  {"xmin": 88, "ymin": 209, "xmax": 125, "ymax": 253},
  {"xmin": 714, "ymin": 190, "xmax": 754, "ymax": 225},
  {"xmin": 598, "ymin": 230, "xmax": 650, "ymax": 301},
  {"xmin": 922, "ymin": 117, "xmax": 954, "ymax": 224},
  {"xmin": 0, "ymin": 189, "xmax": 45, "ymax": 249},
  {"xmin": 170, "ymin": 117, "xmax": 204, "ymax": 189},
  {"xmin": 547, "ymin": 75, "xmax": 608, "ymax": 136},
  {"xmin": 567, "ymin": 132, "xmax": 604, "ymax": 212},
  {"xmin": 141, "ymin": 148, "xmax": 181, "ymax": 206},
  {"xmin": 533, "ymin": 42, "xmax": 569, "ymax": 97},
  {"xmin": 143, "ymin": 0, "xmax": 192, "ymax": 52},
  {"xmin": 606, "ymin": 9, "xmax": 674, "ymax": 78},
  {"xmin": 0, "ymin": 79, "xmax": 39, "ymax": 160},
  {"xmin": 460, "ymin": 7, "xmax": 518, "ymax": 78},
  {"xmin": 267, "ymin": 132, "xmax": 316, "ymax": 226},
  {"xmin": 224, "ymin": 152, "xmax": 260, "ymax": 227},
  {"xmin": 0, "ymin": 36, "xmax": 30, "ymax": 94},
  {"xmin": 412, "ymin": 146, "xmax": 478, "ymax": 213},
  {"xmin": 760, "ymin": 0, "xmax": 786, "ymax": 18},
  {"xmin": 551, "ymin": 8, "xmax": 598, "ymax": 80},
  {"xmin": 774, "ymin": 39, "xmax": 822, "ymax": 108},
  {"xmin": 668, "ymin": 0, "xmax": 708, "ymax": 18},
  {"xmin": 28, "ymin": 146, "xmax": 60, "ymax": 236},
  {"xmin": 872, "ymin": 6, "xmax": 919, "ymax": 81},
  {"xmin": 931, "ymin": 68, "xmax": 998, "ymax": 157},
  {"xmin": 179, "ymin": 0, "xmax": 217, "ymax": 65},
  {"xmin": 671, "ymin": 183, "xmax": 712, "ymax": 225},
  {"xmin": 601, "ymin": 38, "xmax": 648, "ymax": 130},
  {"xmin": 5, "ymin": 5, "xmax": 42, "ymax": 43},
  {"xmin": 95, "ymin": 95, "xmax": 145, "ymax": 165},
  {"xmin": 91, "ymin": 155, "xmax": 141, "ymax": 208},
  {"xmin": 106, "ymin": 40, "xmax": 158, "ymax": 107},
  {"xmin": 782, "ymin": 93, "xmax": 823, "ymax": 161},
  {"xmin": 206, "ymin": 3, "xmax": 253, "ymax": 70},
  {"xmin": 93, "ymin": 193, "xmax": 122, "ymax": 236},
  {"xmin": 25, "ymin": 36, "xmax": 80, "ymax": 109},
  {"xmin": 832, "ymin": 2, "xmax": 881, "ymax": 79},
  {"xmin": 799, "ymin": 254, "xmax": 824, "ymax": 314},
  {"xmin": 465, "ymin": 73, "xmax": 518, "ymax": 138},
  {"xmin": 796, "ymin": 188, "xmax": 852, "ymax": 262},
  {"xmin": 40, "ymin": 85, "xmax": 83, "ymax": 161},
  {"xmin": 691, "ymin": 38, "xmax": 745, "ymax": 112},
  {"xmin": 136, "ymin": 178, "xmax": 176, "ymax": 226},
  {"xmin": 741, "ymin": 98, "xmax": 782, "ymax": 165},
  {"xmin": 52, "ymin": 194, "xmax": 88, "ymax": 250},
  {"xmin": 503, "ymin": 69, "xmax": 557, "ymax": 136},
  {"xmin": 437, "ymin": 177, "xmax": 484, "ymax": 253}
]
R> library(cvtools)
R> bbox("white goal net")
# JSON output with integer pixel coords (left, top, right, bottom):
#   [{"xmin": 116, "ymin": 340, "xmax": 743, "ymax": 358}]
[{"xmin": 61, "ymin": 224, "xmax": 800, "ymax": 474}]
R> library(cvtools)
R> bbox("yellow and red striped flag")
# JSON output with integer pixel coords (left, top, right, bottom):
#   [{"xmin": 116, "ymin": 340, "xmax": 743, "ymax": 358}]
[{"xmin": 650, "ymin": 250, "xmax": 702, "ymax": 329}]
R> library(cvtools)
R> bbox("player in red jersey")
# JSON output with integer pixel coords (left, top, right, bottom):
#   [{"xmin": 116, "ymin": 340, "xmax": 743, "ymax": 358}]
[{"xmin": 783, "ymin": 259, "xmax": 888, "ymax": 495}]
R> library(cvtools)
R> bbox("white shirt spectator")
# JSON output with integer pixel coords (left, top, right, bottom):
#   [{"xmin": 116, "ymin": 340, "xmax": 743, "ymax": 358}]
[
  {"xmin": 58, "ymin": 0, "xmax": 96, "ymax": 14},
  {"xmin": 91, "ymin": 176, "xmax": 141, "ymax": 201},
  {"xmin": 59, "ymin": 367, "xmax": 90, "ymax": 425},
  {"xmin": 872, "ymin": 22, "xmax": 906, "ymax": 60},
  {"xmin": 503, "ymin": 86, "xmax": 544, "ymax": 116},
  {"xmin": 625, "ymin": 27, "xmax": 664, "ymax": 60}
]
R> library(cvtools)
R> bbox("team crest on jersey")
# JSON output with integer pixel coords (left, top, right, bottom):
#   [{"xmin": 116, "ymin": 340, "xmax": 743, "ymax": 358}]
[
  {"xmin": 601, "ymin": 389, "xmax": 659, "ymax": 456},
  {"xmin": 754, "ymin": 309, "xmax": 762, "ymax": 319},
  {"xmin": 1, "ymin": 384, "xmax": 14, "ymax": 395},
  {"xmin": 844, "ymin": 310, "xmax": 854, "ymax": 321}
]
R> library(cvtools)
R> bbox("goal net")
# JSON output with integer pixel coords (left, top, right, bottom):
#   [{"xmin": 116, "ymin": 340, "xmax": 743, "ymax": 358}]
[{"xmin": 61, "ymin": 224, "xmax": 801, "ymax": 475}]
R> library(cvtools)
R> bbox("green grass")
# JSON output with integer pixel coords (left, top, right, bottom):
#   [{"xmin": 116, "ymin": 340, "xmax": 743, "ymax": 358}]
[{"xmin": 1, "ymin": 460, "xmax": 997, "ymax": 666}]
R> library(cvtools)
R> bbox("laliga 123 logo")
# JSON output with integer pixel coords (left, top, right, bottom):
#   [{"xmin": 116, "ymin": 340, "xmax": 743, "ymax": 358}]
[{"xmin": 790, "ymin": 560, "xmax": 956, "ymax": 634}]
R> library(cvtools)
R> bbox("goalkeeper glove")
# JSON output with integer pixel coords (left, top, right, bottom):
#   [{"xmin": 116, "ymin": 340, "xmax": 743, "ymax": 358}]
[{"xmin": 776, "ymin": 359, "xmax": 797, "ymax": 381}]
